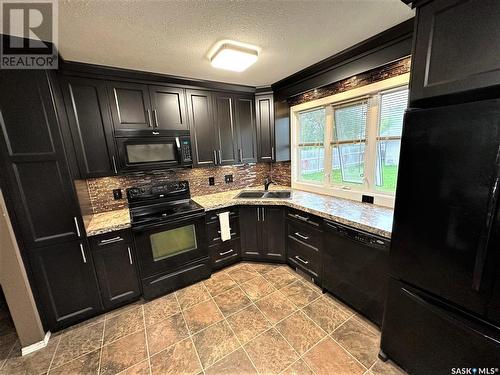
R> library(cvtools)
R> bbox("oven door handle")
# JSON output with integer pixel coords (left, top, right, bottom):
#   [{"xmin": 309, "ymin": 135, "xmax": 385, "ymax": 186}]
[{"xmin": 131, "ymin": 211, "xmax": 206, "ymax": 232}]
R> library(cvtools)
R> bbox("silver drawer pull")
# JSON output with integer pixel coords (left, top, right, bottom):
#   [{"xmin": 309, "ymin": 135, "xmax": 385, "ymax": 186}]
[
  {"xmin": 291, "ymin": 213, "xmax": 309, "ymax": 222},
  {"xmin": 294, "ymin": 232, "xmax": 309, "ymax": 240},
  {"xmin": 99, "ymin": 236, "xmax": 123, "ymax": 244},
  {"xmin": 73, "ymin": 217, "xmax": 81, "ymax": 237},
  {"xmin": 127, "ymin": 246, "xmax": 133, "ymax": 265},
  {"xmin": 295, "ymin": 255, "xmax": 309, "ymax": 265},
  {"xmin": 219, "ymin": 249, "xmax": 234, "ymax": 256},
  {"xmin": 80, "ymin": 243, "xmax": 87, "ymax": 264}
]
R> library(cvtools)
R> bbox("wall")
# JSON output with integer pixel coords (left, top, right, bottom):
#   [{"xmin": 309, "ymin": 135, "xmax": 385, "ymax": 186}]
[
  {"xmin": 288, "ymin": 57, "xmax": 411, "ymax": 106},
  {"xmin": 86, "ymin": 163, "xmax": 271, "ymax": 214},
  {"xmin": 0, "ymin": 190, "xmax": 46, "ymax": 347}
]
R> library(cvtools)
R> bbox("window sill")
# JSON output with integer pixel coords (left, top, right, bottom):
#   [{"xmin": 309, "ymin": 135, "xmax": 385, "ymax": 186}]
[{"xmin": 291, "ymin": 181, "xmax": 395, "ymax": 208}]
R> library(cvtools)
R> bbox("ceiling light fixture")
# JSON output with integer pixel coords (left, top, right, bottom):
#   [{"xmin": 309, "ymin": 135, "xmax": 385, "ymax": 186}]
[{"xmin": 209, "ymin": 40, "xmax": 259, "ymax": 72}]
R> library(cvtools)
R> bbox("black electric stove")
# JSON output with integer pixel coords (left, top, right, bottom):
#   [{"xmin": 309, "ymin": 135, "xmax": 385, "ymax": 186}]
[
  {"xmin": 127, "ymin": 181, "xmax": 204, "ymax": 230},
  {"xmin": 126, "ymin": 181, "xmax": 210, "ymax": 300}
]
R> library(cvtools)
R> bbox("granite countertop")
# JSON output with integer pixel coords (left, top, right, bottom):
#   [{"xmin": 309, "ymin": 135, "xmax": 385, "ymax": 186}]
[
  {"xmin": 192, "ymin": 186, "xmax": 393, "ymax": 238},
  {"xmin": 84, "ymin": 186, "xmax": 393, "ymax": 239},
  {"xmin": 84, "ymin": 208, "xmax": 131, "ymax": 237}
]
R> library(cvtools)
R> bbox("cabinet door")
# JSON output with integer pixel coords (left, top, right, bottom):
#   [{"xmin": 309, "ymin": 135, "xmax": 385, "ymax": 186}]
[
  {"xmin": 93, "ymin": 242, "xmax": 141, "ymax": 310},
  {"xmin": 410, "ymin": 0, "xmax": 500, "ymax": 104},
  {"xmin": 108, "ymin": 81, "xmax": 152, "ymax": 134},
  {"xmin": 239, "ymin": 206, "xmax": 261, "ymax": 259},
  {"xmin": 213, "ymin": 93, "xmax": 238, "ymax": 165},
  {"xmin": 186, "ymin": 90, "xmax": 217, "ymax": 167},
  {"xmin": 261, "ymin": 207, "xmax": 286, "ymax": 261},
  {"xmin": 234, "ymin": 95, "xmax": 257, "ymax": 163},
  {"xmin": 29, "ymin": 241, "xmax": 102, "ymax": 330},
  {"xmin": 255, "ymin": 94, "xmax": 275, "ymax": 162},
  {"xmin": 0, "ymin": 70, "xmax": 83, "ymax": 248},
  {"xmin": 149, "ymin": 85, "xmax": 188, "ymax": 131},
  {"xmin": 61, "ymin": 76, "xmax": 118, "ymax": 178}
]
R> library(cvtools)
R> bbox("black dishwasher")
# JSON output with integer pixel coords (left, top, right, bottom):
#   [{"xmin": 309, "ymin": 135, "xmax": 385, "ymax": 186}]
[{"xmin": 323, "ymin": 220, "xmax": 390, "ymax": 326}]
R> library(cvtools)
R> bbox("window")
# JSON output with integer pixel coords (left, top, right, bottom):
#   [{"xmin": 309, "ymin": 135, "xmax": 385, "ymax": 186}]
[
  {"xmin": 292, "ymin": 78, "xmax": 409, "ymax": 206},
  {"xmin": 375, "ymin": 89, "xmax": 408, "ymax": 192},
  {"xmin": 332, "ymin": 101, "xmax": 368, "ymax": 185},
  {"xmin": 297, "ymin": 108, "xmax": 325, "ymax": 183}
]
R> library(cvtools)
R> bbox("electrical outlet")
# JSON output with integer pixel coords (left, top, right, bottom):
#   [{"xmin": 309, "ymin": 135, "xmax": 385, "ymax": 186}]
[
  {"xmin": 225, "ymin": 174, "xmax": 233, "ymax": 183},
  {"xmin": 209, "ymin": 177, "xmax": 215, "ymax": 186},
  {"xmin": 113, "ymin": 189, "xmax": 122, "ymax": 200}
]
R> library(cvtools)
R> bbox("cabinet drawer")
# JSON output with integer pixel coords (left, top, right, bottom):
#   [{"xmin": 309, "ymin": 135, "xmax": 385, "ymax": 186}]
[
  {"xmin": 287, "ymin": 219, "xmax": 322, "ymax": 250},
  {"xmin": 207, "ymin": 218, "xmax": 239, "ymax": 245},
  {"xmin": 89, "ymin": 229, "xmax": 132, "ymax": 249},
  {"xmin": 287, "ymin": 209, "xmax": 322, "ymax": 228},
  {"xmin": 206, "ymin": 208, "xmax": 239, "ymax": 223},
  {"xmin": 209, "ymin": 239, "xmax": 240, "ymax": 269},
  {"xmin": 287, "ymin": 237, "xmax": 321, "ymax": 279}
]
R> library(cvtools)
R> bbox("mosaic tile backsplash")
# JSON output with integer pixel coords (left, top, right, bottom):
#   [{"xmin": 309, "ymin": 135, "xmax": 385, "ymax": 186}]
[{"xmin": 87, "ymin": 163, "xmax": 272, "ymax": 213}]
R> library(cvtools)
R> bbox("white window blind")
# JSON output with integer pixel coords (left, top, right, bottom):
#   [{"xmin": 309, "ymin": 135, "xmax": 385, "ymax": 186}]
[
  {"xmin": 297, "ymin": 108, "xmax": 326, "ymax": 183},
  {"xmin": 331, "ymin": 101, "xmax": 368, "ymax": 185},
  {"xmin": 375, "ymin": 88, "xmax": 408, "ymax": 192}
]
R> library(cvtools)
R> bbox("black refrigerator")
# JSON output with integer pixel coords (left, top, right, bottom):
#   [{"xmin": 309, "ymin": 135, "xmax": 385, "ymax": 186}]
[{"xmin": 380, "ymin": 99, "xmax": 500, "ymax": 374}]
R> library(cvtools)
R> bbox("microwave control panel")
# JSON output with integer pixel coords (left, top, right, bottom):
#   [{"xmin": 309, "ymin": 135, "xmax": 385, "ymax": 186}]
[{"xmin": 181, "ymin": 140, "xmax": 192, "ymax": 163}]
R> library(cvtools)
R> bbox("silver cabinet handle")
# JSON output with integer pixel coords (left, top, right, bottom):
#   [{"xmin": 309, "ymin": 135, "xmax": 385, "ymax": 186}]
[
  {"xmin": 262, "ymin": 207, "xmax": 265, "ymax": 221},
  {"xmin": 220, "ymin": 249, "xmax": 234, "ymax": 256},
  {"xmin": 73, "ymin": 217, "xmax": 81, "ymax": 237},
  {"xmin": 294, "ymin": 232, "xmax": 309, "ymax": 240},
  {"xmin": 239, "ymin": 149, "xmax": 243, "ymax": 162},
  {"xmin": 257, "ymin": 207, "xmax": 260, "ymax": 221},
  {"xmin": 213, "ymin": 150, "xmax": 218, "ymax": 165},
  {"xmin": 290, "ymin": 213, "xmax": 309, "ymax": 222},
  {"xmin": 153, "ymin": 109, "xmax": 159, "ymax": 128},
  {"xmin": 80, "ymin": 243, "xmax": 87, "ymax": 263},
  {"xmin": 295, "ymin": 255, "xmax": 308, "ymax": 265},
  {"xmin": 112, "ymin": 155, "xmax": 118, "ymax": 174},
  {"xmin": 99, "ymin": 236, "xmax": 123, "ymax": 245},
  {"xmin": 271, "ymin": 146, "xmax": 275, "ymax": 160},
  {"xmin": 152, "ymin": 131, "xmax": 160, "ymax": 135},
  {"xmin": 146, "ymin": 109, "xmax": 153, "ymax": 127},
  {"xmin": 218, "ymin": 150, "xmax": 222, "ymax": 164},
  {"xmin": 127, "ymin": 246, "xmax": 133, "ymax": 265}
]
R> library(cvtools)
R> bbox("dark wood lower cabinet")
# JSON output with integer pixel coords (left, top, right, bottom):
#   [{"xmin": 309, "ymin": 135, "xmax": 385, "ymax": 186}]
[
  {"xmin": 92, "ymin": 240, "xmax": 141, "ymax": 310},
  {"xmin": 240, "ymin": 206, "xmax": 286, "ymax": 261},
  {"xmin": 29, "ymin": 241, "xmax": 102, "ymax": 331}
]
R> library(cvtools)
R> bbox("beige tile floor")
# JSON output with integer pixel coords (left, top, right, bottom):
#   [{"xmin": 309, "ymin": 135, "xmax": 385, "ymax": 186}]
[{"xmin": 0, "ymin": 262, "xmax": 406, "ymax": 375}]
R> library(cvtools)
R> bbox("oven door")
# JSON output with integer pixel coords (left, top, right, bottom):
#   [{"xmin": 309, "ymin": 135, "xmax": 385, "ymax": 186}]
[
  {"xmin": 116, "ymin": 137, "xmax": 184, "ymax": 171},
  {"xmin": 133, "ymin": 213, "xmax": 207, "ymax": 278}
]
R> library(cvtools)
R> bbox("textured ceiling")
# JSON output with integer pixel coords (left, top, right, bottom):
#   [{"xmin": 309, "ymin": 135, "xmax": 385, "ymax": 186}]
[{"xmin": 58, "ymin": 0, "xmax": 414, "ymax": 87}]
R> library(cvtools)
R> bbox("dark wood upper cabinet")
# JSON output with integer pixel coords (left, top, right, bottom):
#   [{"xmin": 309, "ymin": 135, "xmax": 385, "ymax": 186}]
[
  {"xmin": 149, "ymin": 85, "xmax": 188, "ymax": 131},
  {"xmin": 91, "ymin": 236, "xmax": 141, "ymax": 310},
  {"xmin": 213, "ymin": 92, "xmax": 238, "ymax": 165},
  {"xmin": 234, "ymin": 95, "xmax": 257, "ymax": 163},
  {"xmin": 410, "ymin": 0, "xmax": 500, "ymax": 104},
  {"xmin": 186, "ymin": 90, "xmax": 217, "ymax": 167},
  {"xmin": 61, "ymin": 76, "xmax": 118, "ymax": 178},
  {"xmin": 255, "ymin": 94, "xmax": 275, "ymax": 162},
  {"xmin": 107, "ymin": 81, "xmax": 152, "ymax": 134},
  {"xmin": 0, "ymin": 70, "xmax": 83, "ymax": 249},
  {"xmin": 29, "ymin": 241, "xmax": 102, "ymax": 330}
]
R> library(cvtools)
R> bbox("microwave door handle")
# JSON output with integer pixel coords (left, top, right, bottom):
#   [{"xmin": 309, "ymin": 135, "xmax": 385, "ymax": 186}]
[{"xmin": 175, "ymin": 137, "xmax": 180, "ymax": 149}]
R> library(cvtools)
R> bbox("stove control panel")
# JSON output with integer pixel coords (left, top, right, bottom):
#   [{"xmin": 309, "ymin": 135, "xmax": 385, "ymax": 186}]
[{"xmin": 127, "ymin": 181, "xmax": 190, "ymax": 202}]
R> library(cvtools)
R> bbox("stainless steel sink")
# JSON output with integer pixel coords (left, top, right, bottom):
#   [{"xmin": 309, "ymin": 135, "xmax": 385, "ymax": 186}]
[
  {"xmin": 235, "ymin": 191, "xmax": 267, "ymax": 199},
  {"xmin": 236, "ymin": 190, "xmax": 292, "ymax": 199},
  {"xmin": 263, "ymin": 191, "xmax": 292, "ymax": 199}
]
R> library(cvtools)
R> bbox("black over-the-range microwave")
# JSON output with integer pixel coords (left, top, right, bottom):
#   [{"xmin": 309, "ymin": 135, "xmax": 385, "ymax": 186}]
[{"xmin": 116, "ymin": 131, "xmax": 193, "ymax": 171}]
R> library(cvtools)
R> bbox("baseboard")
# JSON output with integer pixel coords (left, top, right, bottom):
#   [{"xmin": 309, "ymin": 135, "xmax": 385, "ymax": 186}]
[{"xmin": 21, "ymin": 331, "xmax": 51, "ymax": 356}]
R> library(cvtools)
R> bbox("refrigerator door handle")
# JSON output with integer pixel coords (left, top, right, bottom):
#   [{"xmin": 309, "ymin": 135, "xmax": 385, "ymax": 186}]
[{"xmin": 472, "ymin": 147, "xmax": 500, "ymax": 291}]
